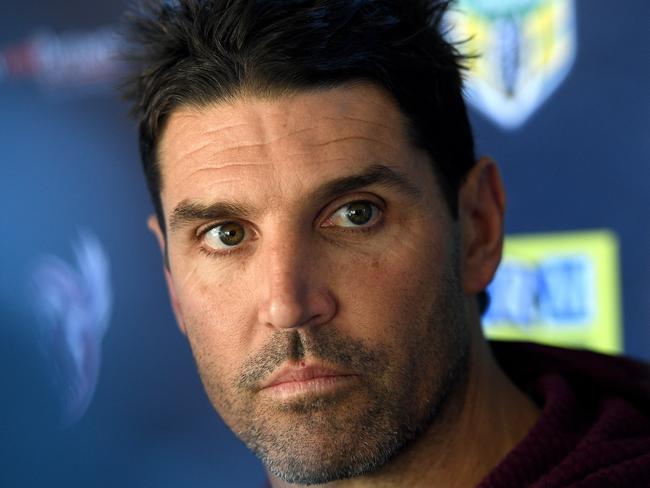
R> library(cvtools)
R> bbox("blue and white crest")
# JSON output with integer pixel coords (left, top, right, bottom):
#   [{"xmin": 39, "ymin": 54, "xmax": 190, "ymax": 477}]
[{"xmin": 445, "ymin": 0, "xmax": 577, "ymax": 129}]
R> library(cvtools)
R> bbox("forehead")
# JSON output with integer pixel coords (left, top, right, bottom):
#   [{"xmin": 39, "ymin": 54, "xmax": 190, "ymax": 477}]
[{"xmin": 157, "ymin": 84, "xmax": 433, "ymax": 215}]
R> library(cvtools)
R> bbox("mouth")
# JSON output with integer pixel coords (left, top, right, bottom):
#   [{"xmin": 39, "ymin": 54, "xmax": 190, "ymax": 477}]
[{"xmin": 259, "ymin": 363, "xmax": 359, "ymax": 400}]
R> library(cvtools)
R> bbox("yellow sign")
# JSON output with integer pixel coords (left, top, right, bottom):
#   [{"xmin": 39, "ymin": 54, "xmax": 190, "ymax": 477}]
[{"xmin": 483, "ymin": 230, "xmax": 622, "ymax": 354}]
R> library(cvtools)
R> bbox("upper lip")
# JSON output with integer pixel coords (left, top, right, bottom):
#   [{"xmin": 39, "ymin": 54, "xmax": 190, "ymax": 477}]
[{"xmin": 260, "ymin": 363, "xmax": 356, "ymax": 390}]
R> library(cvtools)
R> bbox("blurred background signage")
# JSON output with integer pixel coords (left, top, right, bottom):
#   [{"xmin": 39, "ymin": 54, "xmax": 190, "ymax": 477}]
[
  {"xmin": 446, "ymin": 0, "xmax": 577, "ymax": 129},
  {"xmin": 484, "ymin": 230, "xmax": 622, "ymax": 354}
]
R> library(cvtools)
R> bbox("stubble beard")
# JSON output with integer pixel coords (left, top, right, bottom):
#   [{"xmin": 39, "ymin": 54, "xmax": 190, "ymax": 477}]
[{"xmin": 192, "ymin": 260, "xmax": 471, "ymax": 485}]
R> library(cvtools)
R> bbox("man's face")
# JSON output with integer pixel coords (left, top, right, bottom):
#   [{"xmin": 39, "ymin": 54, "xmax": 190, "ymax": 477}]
[{"xmin": 155, "ymin": 84, "xmax": 472, "ymax": 484}]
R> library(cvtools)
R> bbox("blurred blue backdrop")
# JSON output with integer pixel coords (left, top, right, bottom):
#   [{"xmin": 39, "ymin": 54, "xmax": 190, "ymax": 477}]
[{"xmin": 1, "ymin": 0, "xmax": 648, "ymax": 486}]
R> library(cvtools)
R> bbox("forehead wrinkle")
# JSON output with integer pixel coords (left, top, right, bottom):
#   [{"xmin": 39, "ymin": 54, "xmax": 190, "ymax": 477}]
[
  {"xmin": 196, "ymin": 125, "xmax": 327, "ymax": 157},
  {"xmin": 166, "ymin": 161, "xmax": 271, "ymax": 203},
  {"xmin": 200, "ymin": 122, "xmax": 250, "ymax": 137},
  {"xmin": 321, "ymin": 115, "xmax": 402, "ymax": 133},
  {"xmin": 160, "ymin": 109, "xmax": 262, "ymax": 167},
  {"xmin": 164, "ymin": 136, "xmax": 272, "ymax": 167},
  {"xmin": 263, "ymin": 125, "xmax": 322, "ymax": 143},
  {"xmin": 162, "ymin": 93, "xmax": 404, "ymax": 178},
  {"xmin": 307, "ymin": 136, "xmax": 399, "ymax": 150},
  {"xmin": 163, "ymin": 122, "xmax": 329, "ymax": 180},
  {"xmin": 166, "ymin": 105, "xmax": 246, "ymax": 132},
  {"xmin": 162, "ymin": 139, "xmax": 227, "ymax": 174},
  {"xmin": 160, "ymin": 85, "xmax": 424, "ymax": 218}
]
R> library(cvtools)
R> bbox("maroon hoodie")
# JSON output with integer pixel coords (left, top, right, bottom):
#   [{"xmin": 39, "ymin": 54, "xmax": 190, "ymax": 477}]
[{"xmin": 478, "ymin": 341, "xmax": 650, "ymax": 487}]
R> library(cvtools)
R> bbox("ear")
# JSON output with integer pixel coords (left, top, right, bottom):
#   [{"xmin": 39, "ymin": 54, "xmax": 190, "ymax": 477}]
[
  {"xmin": 147, "ymin": 215, "xmax": 188, "ymax": 336},
  {"xmin": 458, "ymin": 157, "xmax": 506, "ymax": 297}
]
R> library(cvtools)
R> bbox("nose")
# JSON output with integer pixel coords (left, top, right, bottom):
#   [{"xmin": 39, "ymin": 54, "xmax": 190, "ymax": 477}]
[{"xmin": 257, "ymin": 235, "xmax": 336, "ymax": 330}]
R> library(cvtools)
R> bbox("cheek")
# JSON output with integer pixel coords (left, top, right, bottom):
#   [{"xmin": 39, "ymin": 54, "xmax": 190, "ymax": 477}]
[
  {"xmin": 172, "ymin": 262, "xmax": 256, "ymax": 381},
  {"xmin": 330, "ymin": 235, "xmax": 446, "ymax": 342}
]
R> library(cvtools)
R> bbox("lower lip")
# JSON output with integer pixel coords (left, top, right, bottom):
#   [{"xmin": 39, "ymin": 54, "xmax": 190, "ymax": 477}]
[{"xmin": 261, "ymin": 375, "xmax": 358, "ymax": 401}]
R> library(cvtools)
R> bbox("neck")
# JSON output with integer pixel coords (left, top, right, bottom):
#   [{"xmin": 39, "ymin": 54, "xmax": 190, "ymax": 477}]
[{"xmin": 269, "ymin": 333, "xmax": 540, "ymax": 488}]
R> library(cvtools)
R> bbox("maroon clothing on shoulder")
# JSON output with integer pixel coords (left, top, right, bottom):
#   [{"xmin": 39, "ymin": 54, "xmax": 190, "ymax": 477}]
[{"xmin": 479, "ymin": 341, "xmax": 650, "ymax": 488}]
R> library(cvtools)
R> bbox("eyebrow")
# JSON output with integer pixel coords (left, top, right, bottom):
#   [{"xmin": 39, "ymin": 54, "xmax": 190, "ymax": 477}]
[
  {"xmin": 168, "ymin": 163, "xmax": 422, "ymax": 233},
  {"xmin": 312, "ymin": 163, "xmax": 422, "ymax": 203},
  {"xmin": 169, "ymin": 200, "xmax": 256, "ymax": 233}
]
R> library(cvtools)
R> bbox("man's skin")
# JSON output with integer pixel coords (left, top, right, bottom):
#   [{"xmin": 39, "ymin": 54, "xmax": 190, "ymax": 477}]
[{"xmin": 148, "ymin": 83, "xmax": 540, "ymax": 487}]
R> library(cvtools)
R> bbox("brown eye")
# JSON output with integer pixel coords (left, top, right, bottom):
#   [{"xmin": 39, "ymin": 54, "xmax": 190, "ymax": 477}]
[
  {"xmin": 204, "ymin": 222, "xmax": 246, "ymax": 249},
  {"xmin": 326, "ymin": 200, "xmax": 381, "ymax": 228},
  {"xmin": 344, "ymin": 202, "xmax": 374, "ymax": 225}
]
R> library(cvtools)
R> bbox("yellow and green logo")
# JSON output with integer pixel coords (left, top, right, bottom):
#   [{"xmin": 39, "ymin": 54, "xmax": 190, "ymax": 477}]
[{"xmin": 445, "ymin": 0, "xmax": 577, "ymax": 129}]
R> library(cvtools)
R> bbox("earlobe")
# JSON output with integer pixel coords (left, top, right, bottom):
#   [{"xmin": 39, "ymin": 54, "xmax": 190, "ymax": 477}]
[
  {"xmin": 459, "ymin": 157, "xmax": 506, "ymax": 296},
  {"xmin": 147, "ymin": 215, "xmax": 188, "ymax": 336}
]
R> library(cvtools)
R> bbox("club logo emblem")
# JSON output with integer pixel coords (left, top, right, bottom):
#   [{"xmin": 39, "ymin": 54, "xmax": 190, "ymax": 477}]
[{"xmin": 445, "ymin": 0, "xmax": 577, "ymax": 129}]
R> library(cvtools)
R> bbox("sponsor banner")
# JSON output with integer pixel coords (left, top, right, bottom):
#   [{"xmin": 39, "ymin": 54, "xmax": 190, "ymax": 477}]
[
  {"xmin": 484, "ymin": 230, "xmax": 622, "ymax": 354},
  {"xmin": 0, "ymin": 28, "xmax": 122, "ymax": 91}
]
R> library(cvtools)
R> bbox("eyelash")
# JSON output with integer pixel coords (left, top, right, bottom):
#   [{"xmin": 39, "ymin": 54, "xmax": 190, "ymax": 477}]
[
  {"xmin": 197, "ymin": 243, "xmax": 245, "ymax": 259},
  {"xmin": 196, "ymin": 198, "xmax": 385, "ymax": 258}
]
